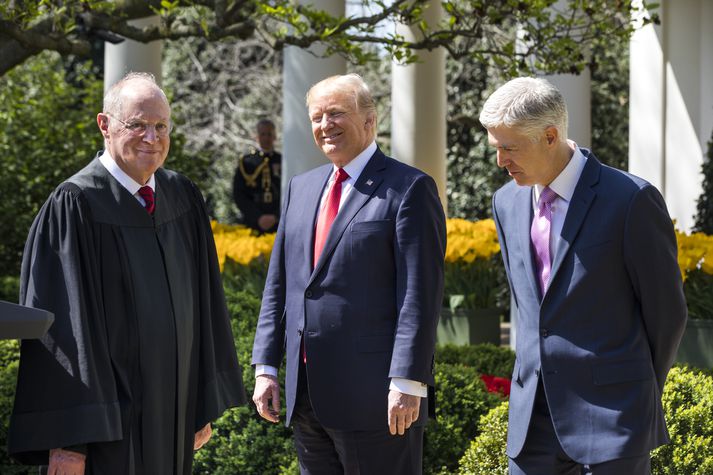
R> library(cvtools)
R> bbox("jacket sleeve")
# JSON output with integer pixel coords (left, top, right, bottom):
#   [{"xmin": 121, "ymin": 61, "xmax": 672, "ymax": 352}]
[
  {"xmin": 623, "ymin": 184, "xmax": 687, "ymax": 391},
  {"xmin": 388, "ymin": 175, "xmax": 446, "ymax": 386}
]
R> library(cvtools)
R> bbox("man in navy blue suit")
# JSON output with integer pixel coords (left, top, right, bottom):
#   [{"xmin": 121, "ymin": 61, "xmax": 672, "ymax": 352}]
[
  {"xmin": 251, "ymin": 74, "xmax": 446, "ymax": 474},
  {"xmin": 482, "ymin": 77, "xmax": 687, "ymax": 474}
]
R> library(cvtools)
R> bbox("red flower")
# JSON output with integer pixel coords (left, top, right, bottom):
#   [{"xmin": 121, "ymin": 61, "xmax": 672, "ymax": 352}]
[{"xmin": 480, "ymin": 374, "xmax": 511, "ymax": 397}]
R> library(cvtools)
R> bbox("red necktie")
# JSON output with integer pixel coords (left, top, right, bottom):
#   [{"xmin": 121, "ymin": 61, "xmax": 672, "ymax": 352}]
[
  {"xmin": 313, "ymin": 168, "xmax": 349, "ymax": 268},
  {"xmin": 138, "ymin": 186, "xmax": 155, "ymax": 215}
]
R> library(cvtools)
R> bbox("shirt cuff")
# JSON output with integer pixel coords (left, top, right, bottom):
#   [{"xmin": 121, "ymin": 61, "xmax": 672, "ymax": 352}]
[
  {"xmin": 255, "ymin": 364, "xmax": 278, "ymax": 378},
  {"xmin": 390, "ymin": 377, "xmax": 428, "ymax": 398}
]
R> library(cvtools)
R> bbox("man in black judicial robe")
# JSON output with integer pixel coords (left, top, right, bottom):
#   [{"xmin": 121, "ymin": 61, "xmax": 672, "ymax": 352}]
[{"xmin": 8, "ymin": 72, "xmax": 246, "ymax": 474}]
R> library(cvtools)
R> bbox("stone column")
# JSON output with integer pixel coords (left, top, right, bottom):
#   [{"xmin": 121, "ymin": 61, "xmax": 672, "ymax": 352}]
[
  {"xmin": 104, "ymin": 16, "xmax": 162, "ymax": 91},
  {"xmin": 281, "ymin": 1, "xmax": 347, "ymax": 184},
  {"xmin": 390, "ymin": 0, "xmax": 447, "ymax": 210}
]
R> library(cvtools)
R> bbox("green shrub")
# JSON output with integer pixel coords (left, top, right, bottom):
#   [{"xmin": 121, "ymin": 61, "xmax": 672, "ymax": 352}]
[
  {"xmin": 436, "ymin": 343, "xmax": 515, "ymax": 378},
  {"xmin": 424, "ymin": 362, "xmax": 504, "ymax": 475},
  {"xmin": 458, "ymin": 401, "xmax": 509, "ymax": 475},
  {"xmin": 0, "ymin": 276, "xmax": 20, "ymax": 303},
  {"xmin": 0, "ymin": 340, "xmax": 29, "ymax": 474},
  {"xmin": 651, "ymin": 365, "xmax": 713, "ymax": 474}
]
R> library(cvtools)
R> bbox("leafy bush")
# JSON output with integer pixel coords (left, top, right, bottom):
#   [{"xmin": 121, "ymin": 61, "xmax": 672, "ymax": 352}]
[
  {"xmin": 0, "ymin": 340, "xmax": 28, "ymax": 474},
  {"xmin": 651, "ymin": 366, "xmax": 713, "ymax": 474},
  {"xmin": 458, "ymin": 401, "xmax": 509, "ymax": 475},
  {"xmin": 436, "ymin": 343, "xmax": 515, "ymax": 378},
  {"xmin": 0, "ymin": 276, "xmax": 20, "ymax": 303},
  {"xmin": 424, "ymin": 363, "xmax": 504, "ymax": 475}
]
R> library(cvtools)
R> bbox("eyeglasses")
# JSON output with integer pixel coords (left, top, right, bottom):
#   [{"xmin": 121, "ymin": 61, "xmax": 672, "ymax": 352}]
[{"xmin": 106, "ymin": 113, "xmax": 172, "ymax": 138}]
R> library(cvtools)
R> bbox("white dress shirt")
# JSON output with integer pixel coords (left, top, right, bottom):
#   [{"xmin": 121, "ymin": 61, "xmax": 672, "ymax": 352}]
[
  {"xmin": 256, "ymin": 141, "xmax": 428, "ymax": 398},
  {"xmin": 98, "ymin": 151, "xmax": 155, "ymax": 205},
  {"xmin": 532, "ymin": 140, "xmax": 588, "ymax": 264}
]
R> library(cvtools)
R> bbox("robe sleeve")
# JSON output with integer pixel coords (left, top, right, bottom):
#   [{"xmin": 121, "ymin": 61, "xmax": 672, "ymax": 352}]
[
  {"xmin": 189, "ymin": 181, "xmax": 247, "ymax": 431},
  {"xmin": 8, "ymin": 183, "xmax": 122, "ymax": 465}
]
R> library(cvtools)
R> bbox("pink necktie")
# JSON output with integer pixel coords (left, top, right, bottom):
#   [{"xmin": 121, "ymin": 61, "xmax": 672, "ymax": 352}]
[
  {"xmin": 313, "ymin": 168, "xmax": 349, "ymax": 268},
  {"xmin": 531, "ymin": 186, "xmax": 557, "ymax": 295},
  {"xmin": 138, "ymin": 186, "xmax": 155, "ymax": 215}
]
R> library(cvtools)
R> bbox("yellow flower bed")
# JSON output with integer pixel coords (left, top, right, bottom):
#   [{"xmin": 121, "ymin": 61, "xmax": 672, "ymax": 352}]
[
  {"xmin": 675, "ymin": 228, "xmax": 713, "ymax": 280},
  {"xmin": 211, "ymin": 221, "xmax": 276, "ymax": 271},
  {"xmin": 445, "ymin": 218, "xmax": 500, "ymax": 264}
]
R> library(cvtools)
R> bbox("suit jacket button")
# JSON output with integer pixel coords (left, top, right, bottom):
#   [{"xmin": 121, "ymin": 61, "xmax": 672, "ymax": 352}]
[
  {"xmin": 305, "ymin": 290, "xmax": 313, "ymax": 298},
  {"xmin": 297, "ymin": 329, "xmax": 303, "ymax": 336},
  {"xmin": 540, "ymin": 328, "xmax": 549, "ymax": 337}
]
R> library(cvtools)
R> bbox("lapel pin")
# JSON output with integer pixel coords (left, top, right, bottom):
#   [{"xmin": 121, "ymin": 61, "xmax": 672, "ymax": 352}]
[{"xmin": 366, "ymin": 179, "xmax": 373, "ymax": 186}]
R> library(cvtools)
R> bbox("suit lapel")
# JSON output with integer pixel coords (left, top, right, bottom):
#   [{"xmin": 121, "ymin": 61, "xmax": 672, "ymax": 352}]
[
  {"xmin": 309, "ymin": 150, "xmax": 386, "ymax": 282},
  {"xmin": 547, "ymin": 155, "xmax": 601, "ymax": 294},
  {"xmin": 514, "ymin": 185, "xmax": 541, "ymax": 300}
]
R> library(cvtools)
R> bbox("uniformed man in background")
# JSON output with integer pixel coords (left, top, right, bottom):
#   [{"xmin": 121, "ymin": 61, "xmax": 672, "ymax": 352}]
[{"xmin": 233, "ymin": 119, "xmax": 281, "ymax": 233}]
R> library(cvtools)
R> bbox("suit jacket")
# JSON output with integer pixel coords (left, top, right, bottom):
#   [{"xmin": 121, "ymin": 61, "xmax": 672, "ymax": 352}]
[
  {"xmin": 492, "ymin": 150, "xmax": 687, "ymax": 464},
  {"xmin": 252, "ymin": 148, "xmax": 446, "ymax": 431}
]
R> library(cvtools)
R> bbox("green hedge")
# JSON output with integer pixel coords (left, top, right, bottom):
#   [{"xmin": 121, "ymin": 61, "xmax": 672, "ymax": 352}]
[
  {"xmin": 0, "ymin": 340, "xmax": 26, "ymax": 474},
  {"xmin": 459, "ymin": 365, "xmax": 713, "ymax": 474},
  {"xmin": 436, "ymin": 343, "xmax": 515, "ymax": 378}
]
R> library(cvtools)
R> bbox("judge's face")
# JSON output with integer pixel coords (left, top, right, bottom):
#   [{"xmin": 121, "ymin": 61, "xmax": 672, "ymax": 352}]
[
  {"xmin": 308, "ymin": 87, "xmax": 374, "ymax": 167},
  {"xmin": 487, "ymin": 125, "xmax": 558, "ymax": 187},
  {"xmin": 97, "ymin": 80, "xmax": 171, "ymax": 185}
]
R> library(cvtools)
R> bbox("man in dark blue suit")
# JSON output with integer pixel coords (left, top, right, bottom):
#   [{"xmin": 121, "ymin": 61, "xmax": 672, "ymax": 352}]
[
  {"xmin": 482, "ymin": 77, "xmax": 687, "ymax": 474},
  {"xmin": 251, "ymin": 74, "xmax": 446, "ymax": 474}
]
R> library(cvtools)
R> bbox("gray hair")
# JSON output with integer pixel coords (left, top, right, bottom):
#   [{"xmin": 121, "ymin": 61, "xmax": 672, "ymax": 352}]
[
  {"xmin": 103, "ymin": 72, "xmax": 170, "ymax": 117},
  {"xmin": 479, "ymin": 77, "xmax": 568, "ymax": 143},
  {"xmin": 306, "ymin": 73, "xmax": 377, "ymax": 137}
]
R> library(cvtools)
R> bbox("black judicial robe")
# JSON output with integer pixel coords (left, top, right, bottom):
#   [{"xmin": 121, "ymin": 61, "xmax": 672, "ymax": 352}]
[{"xmin": 8, "ymin": 158, "xmax": 246, "ymax": 474}]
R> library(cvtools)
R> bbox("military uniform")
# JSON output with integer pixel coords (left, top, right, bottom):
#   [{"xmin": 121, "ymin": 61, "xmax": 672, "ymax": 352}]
[{"xmin": 233, "ymin": 148, "xmax": 281, "ymax": 232}]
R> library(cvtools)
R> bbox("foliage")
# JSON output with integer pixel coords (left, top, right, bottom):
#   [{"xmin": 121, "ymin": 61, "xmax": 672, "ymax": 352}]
[
  {"xmin": 436, "ymin": 343, "xmax": 515, "ymax": 379},
  {"xmin": 675, "ymin": 227, "xmax": 713, "ymax": 319},
  {"xmin": 693, "ymin": 131, "xmax": 713, "ymax": 235},
  {"xmin": 0, "ymin": 52, "xmax": 103, "ymax": 277},
  {"xmin": 0, "ymin": 276, "xmax": 20, "ymax": 304},
  {"xmin": 0, "ymin": 340, "xmax": 28, "ymax": 474},
  {"xmin": 589, "ymin": 19, "xmax": 630, "ymax": 170},
  {"xmin": 163, "ymin": 37, "xmax": 283, "ymax": 223},
  {"xmin": 1, "ymin": 0, "xmax": 658, "ymax": 79},
  {"xmin": 457, "ymin": 401, "xmax": 509, "ymax": 475},
  {"xmin": 444, "ymin": 218, "xmax": 507, "ymax": 310},
  {"xmin": 651, "ymin": 366, "xmax": 713, "ymax": 474},
  {"xmin": 423, "ymin": 362, "xmax": 504, "ymax": 475},
  {"xmin": 194, "ymin": 280, "xmax": 299, "ymax": 474}
]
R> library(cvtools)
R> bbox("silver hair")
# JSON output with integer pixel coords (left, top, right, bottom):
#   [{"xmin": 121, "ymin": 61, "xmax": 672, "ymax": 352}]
[
  {"xmin": 306, "ymin": 73, "xmax": 377, "ymax": 137},
  {"xmin": 479, "ymin": 77, "xmax": 568, "ymax": 143},
  {"xmin": 102, "ymin": 72, "xmax": 170, "ymax": 118}
]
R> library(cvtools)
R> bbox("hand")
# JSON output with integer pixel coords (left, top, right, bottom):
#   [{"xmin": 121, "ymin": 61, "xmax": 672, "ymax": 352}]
[
  {"xmin": 253, "ymin": 374, "xmax": 281, "ymax": 423},
  {"xmin": 387, "ymin": 390, "xmax": 421, "ymax": 436},
  {"xmin": 257, "ymin": 214, "xmax": 277, "ymax": 231},
  {"xmin": 48, "ymin": 448, "xmax": 86, "ymax": 475},
  {"xmin": 193, "ymin": 423, "xmax": 212, "ymax": 451}
]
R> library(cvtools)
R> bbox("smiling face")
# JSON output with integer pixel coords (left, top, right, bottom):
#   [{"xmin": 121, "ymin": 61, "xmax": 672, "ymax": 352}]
[
  {"xmin": 97, "ymin": 79, "xmax": 171, "ymax": 185},
  {"xmin": 487, "ymin": 125, "xmax": 564, "ymax": 187},
  {"xmin": 308, "ymin": 86, "xmax": 374, "ymax": 167}
]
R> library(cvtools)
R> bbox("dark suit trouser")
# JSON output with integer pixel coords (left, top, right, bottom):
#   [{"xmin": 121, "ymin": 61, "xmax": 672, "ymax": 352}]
[
  {"xmin": 292, "ymin": 361, "xmax": 423, "ymax": 475},
  {"xmin": 509, "ymin": 380, "xmax": 651, "ymax": 475}
]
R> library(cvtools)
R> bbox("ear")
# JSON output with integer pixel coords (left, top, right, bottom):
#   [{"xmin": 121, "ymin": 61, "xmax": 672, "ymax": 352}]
[
  {"xmin": 544, "ymin": 126, "xmax": 558, "ymax": 146},
  {"xmin": 364, "ymin": 112, "xmax": 376, "ymax": 130},
  {"xmin": 97, "ymin": 113, "xmax": 110, "ymax": 139}
]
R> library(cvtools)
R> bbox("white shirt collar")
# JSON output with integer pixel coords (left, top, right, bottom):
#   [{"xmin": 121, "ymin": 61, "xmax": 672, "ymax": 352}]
[
  {"xmin": 98, "ymin": 150, "xmax": 155, "ymax": 196},
  {"xmin": 335, "ymin": 141, "xmax": 377, "ymax": 182},
  {"xmin": 534, "ymin": 140, "xmax": 587, "ymax": 203}
]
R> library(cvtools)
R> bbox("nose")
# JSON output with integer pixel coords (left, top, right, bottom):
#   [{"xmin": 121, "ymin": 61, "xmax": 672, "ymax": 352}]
[
  {"xmin": 496, "ymin": 149, "xmax": 509, "ymax": 168},
  {"xmin": 318, "ymin": 114, "xmax": 334, "ymax": 130},
  {"xmin": 142, "ymin": 125, "xmax": 159, "ymax": 143}
]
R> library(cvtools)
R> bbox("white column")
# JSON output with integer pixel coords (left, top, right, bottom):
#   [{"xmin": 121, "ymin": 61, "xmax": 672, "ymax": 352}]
[
  {"xmin": 282, "ymin": 1, "xmax": 347, "ymax": 184},
  {"xmin": 390, "ymin": 0, "xmax": 447, "ymax": 210},
  {"xmin": 629, "ymin": 4, "xmax": 665, "ymax": 191},
  {"xmin": 545, "ymin": 73, "xmax": 591, "ymax": 148},
  {"xmin": 104, "ymin": 17, "xmax": 162, "ymax": 91},
  {"xmin": 629, "ymin": 0, "xmax": 710, "ymax": 231}
]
